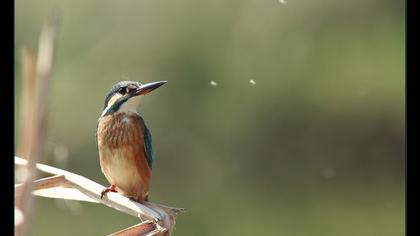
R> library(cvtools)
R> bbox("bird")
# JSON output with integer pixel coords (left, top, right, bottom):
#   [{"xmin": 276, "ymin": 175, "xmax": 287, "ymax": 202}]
[{"xmin": 96, "ymin": 80, "xmax": 166, "ymax": 202}]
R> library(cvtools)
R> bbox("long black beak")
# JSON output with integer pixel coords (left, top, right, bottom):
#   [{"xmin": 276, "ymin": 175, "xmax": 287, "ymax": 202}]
[{"xmin": 134, "ymin": 80, "xmax": 167, "ymax": 96}]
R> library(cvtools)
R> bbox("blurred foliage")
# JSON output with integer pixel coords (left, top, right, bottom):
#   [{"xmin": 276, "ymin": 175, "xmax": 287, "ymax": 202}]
[{"xmin": 15, "ymin": 0, "xmax": 404, "ymax": 235}]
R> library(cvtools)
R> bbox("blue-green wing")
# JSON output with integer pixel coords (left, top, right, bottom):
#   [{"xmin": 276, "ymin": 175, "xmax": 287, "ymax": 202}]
[{"xmin": 144, "ymin": 125, "xmax": 153, "ymax": 169}]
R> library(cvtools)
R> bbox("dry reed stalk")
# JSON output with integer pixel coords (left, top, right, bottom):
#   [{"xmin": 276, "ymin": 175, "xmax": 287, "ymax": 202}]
[{"xmin": 15, "ymin": 12, "xmax": 60, "ymax": 236}]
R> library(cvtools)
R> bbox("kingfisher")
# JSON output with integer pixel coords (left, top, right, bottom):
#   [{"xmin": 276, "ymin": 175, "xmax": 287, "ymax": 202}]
[{"xmin": 96, "ymin": 80, "xmax": 166, "ymax": 202}]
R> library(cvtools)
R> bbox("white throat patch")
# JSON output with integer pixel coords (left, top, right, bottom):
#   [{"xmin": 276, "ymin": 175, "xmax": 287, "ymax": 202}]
[
  {"xmin": 101, "ymin": 94, "xmax": 143, "ymax": 117},
  {"xmin": 120, "ymin": 95, "xmax": 143, "ymax": 113}
]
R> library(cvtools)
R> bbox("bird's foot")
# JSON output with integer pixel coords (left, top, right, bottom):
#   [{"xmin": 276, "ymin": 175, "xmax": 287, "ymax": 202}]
[{"xmin": 100, "ymin": 185, "xmax": 117, "ymax": 199}]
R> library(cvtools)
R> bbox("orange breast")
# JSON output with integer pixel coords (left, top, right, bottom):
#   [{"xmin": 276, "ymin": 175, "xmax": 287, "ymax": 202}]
[{"xmin": 97, "ymin": 112, "xmax": 151, "ymax": 201}]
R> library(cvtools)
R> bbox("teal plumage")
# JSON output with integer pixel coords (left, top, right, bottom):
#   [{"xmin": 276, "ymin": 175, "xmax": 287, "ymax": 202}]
[
  {"xmin": 143, "ymin": 124, "xmax": 153, "ymax": 169},
  {"xmin": 137, "ymin": 115, "xmax": 153, "ymax": 169}
]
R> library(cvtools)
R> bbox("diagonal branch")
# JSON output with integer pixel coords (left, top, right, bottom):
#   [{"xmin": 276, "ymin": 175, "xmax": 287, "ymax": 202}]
[
  {"xmin": 15, "ymin": 156, "xmax": 186, "ymax": 235},
  {"xmin": 15, "ymin": 175, "xmax": 68, "ymax": 198}
]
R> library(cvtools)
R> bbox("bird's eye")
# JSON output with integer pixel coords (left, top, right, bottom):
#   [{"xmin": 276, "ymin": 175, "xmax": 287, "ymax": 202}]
[{"xmin": 119, "ymin": 87, "xmax": 127, "ymax": 95}]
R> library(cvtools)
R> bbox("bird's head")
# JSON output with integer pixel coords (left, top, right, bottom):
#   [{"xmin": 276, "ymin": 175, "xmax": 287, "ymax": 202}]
[{"xmin": 101, "ymin": 80, "xmax": 167, "ymax": 117}]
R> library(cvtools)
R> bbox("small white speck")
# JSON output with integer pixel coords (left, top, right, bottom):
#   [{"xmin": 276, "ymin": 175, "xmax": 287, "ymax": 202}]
[
  {"xmin": 210, "ymin": 81, "xmax": 218, "ymax": 86},
  {"xmin": 249, "ymin": 79, "xmax": 256, "ymax": 85},
  {"xmin": 278, "ymin": 0, "xmax": 287, "ymax": 4}
]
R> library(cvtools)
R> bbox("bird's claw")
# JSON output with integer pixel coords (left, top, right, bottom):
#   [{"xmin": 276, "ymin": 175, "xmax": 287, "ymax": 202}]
[{"xmin": 100, "ymin": 185, "xmax": 117, "ymax": 199}]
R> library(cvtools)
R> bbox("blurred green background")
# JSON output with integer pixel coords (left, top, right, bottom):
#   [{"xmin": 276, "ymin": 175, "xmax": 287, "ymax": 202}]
[{"xmin": 15, "ymin": 0, "xmax": 404, "ymax": 235}]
